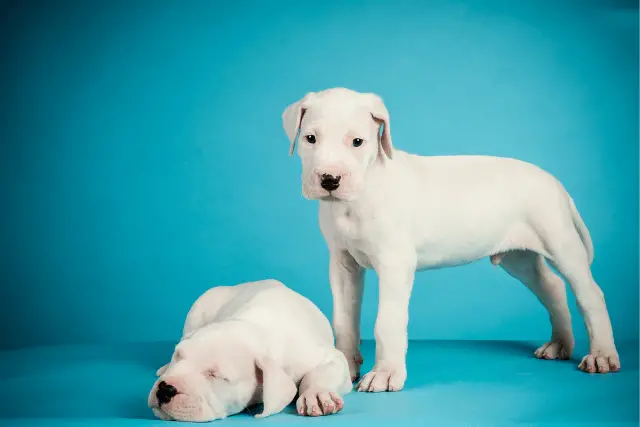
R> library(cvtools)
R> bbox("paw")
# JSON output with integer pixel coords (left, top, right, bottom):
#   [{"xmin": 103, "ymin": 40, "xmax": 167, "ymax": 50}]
[
  {"xmin": 296, "ymin": 391, "xmax": 344, "ymax": 417},
  {"xmin": 356, "ymin": 365, "xmax": 406, "ymax": 392},
  {"xmin": 578, "ymin": 351, "xmax": 620, "ymax": 374},
  {"xmin": 534, "ymin": 341, "xmax": 572, "ymax": 360}
]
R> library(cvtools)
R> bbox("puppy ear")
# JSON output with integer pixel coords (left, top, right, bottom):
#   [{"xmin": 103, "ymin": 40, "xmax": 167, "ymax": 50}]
[
  {"xmin": 157, "ymin": 345, "xmax": 183, "ymax": 376},
  {"xmin": 282, "ymin": 92, "xmax": 314, "ymax": 156},
  {"xmin": 363, "ymin": 93, "xmax": 393, "ymax": 159},
  {"xmin": 254, "ymin": 356, "xmax": 297, "ymax": 418},
  {"xmin": 156, "ymin": 363, "xmax": 169, "ymax": 377}
]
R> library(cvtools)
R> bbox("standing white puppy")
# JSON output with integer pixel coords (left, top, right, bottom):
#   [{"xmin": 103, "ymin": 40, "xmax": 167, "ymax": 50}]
[
  {"xmin": 281, "ymin": 88, "xmax": 620, "ymax": 393},
  {"xmin": 148, "ymin": 279, "xmax": 352, "ymax": 421}
]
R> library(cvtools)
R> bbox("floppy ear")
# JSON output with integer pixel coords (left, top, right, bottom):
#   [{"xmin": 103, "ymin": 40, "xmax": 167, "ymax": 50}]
[
  {"xmin": 157, "ymin": 345, "xmax": 183, "ymax": 376},
  {"xmin": 282, "ymin": 92, "xmax": 315, "ymax": 156},
  {"xmin": 254, "ymin": 356, "xmax": 297, "ymax": 418},
  {"xmin": 156, "ymin": 363, "xmax": 169, "ymax": 377},
  {"xmin": 363, "ymin": 93, "xmax": 393, "ymax": 159}
]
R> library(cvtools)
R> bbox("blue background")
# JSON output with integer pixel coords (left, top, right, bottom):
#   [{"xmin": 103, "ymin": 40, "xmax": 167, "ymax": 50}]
[
  {"xmin": 1, "ymin": 0, "xmax": 637, "ymax": 348},
  {"xmin": 1, "ymin": 1, "xmax": 638, "ymax": 426}
]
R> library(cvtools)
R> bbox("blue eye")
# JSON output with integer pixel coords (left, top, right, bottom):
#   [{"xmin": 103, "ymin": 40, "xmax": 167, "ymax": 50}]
[
  {"xmin": 352, "ymin": 138, "xmax": 364, "ymax": 147},
  {"xmin": 305, "ymin": 135, "xmax": 316, "ymax": 144}
]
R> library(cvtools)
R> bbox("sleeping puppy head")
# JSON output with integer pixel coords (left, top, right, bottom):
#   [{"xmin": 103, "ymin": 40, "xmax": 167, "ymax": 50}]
[{"xmin": 148, "ymin": 325, "xmax": 297, "ymax": 422}]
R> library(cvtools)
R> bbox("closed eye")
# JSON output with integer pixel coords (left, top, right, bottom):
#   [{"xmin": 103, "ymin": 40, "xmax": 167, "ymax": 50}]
[{"xmin": 207, "ymin": 371, "xmax": 231, "ymax": 383}]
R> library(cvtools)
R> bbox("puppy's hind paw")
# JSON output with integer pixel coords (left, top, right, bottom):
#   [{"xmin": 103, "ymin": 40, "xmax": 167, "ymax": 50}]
[
  {"xmin": 356, "ymin": 367, "xmax": 406, "ymax": 393},
  {"xmin": 534, "ymin": 341, "xmax": 572, "ymax": 360}
]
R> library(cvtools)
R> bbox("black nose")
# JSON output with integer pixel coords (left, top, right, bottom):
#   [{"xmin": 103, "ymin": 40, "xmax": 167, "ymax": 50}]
[
  {"xmin": 320, "ymin": 174, "xmax": 341, "ymax": 191},
  {"xmin": 156, "ymin": 381, "xmax": 178, "ymax": 405}
]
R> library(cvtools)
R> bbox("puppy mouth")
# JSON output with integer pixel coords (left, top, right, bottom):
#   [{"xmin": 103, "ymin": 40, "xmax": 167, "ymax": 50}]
[
  {"xmin": 154, "ymin": 393, "xmax": 214, "ymax": 422},
  {"xmin": 321, "ymin": 188, "xmax": 358, "ymax": 202},
  {"xmin": 151, "ymin": 407, "xmax": 173, "ymax": 421},
  {"xmin": 302, "ymin": 183, "xmax": 357, "ymax": 202},
  {"xmin": 320, "ymin": 192, "xmax": 340, "ymax": 201},
  {"xmin": 314, "ymin": 184, "xmax": 344, "ymax": 199}
]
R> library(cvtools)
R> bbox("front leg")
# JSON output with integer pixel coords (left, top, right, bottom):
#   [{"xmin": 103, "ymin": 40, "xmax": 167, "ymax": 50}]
[
  {"xmin": 357, "ymin": 253, "xmax": 415, "ymax": 392},
  {"xmin": 329, "ymin": 249, "xmax": 365, "ymax": 382},
  {"xmin": 296, "ymin": 348, "xmax": 352, "ymax": 417}
]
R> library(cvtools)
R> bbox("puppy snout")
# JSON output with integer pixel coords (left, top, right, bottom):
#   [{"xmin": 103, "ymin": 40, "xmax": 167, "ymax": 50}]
[
  {"xmin": 320, "ymin": 174, "xmax": 341, "ymax": 191},
  {"xmin": 156, "ymin": 380, "xmax": 178, "ymax": 405}
]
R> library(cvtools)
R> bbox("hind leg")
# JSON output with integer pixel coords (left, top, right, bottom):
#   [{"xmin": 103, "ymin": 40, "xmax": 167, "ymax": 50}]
[
  {"xmin": 499, "ymin": 250, "xmax": 574, "ymax": 360},
  {"xmin": 546, "ymin": 232, "xmax": 620, "ymax": 373}
]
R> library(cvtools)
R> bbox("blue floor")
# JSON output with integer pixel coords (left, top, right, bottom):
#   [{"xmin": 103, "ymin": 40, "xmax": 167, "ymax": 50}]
[{"xmin": 0, "ymin": 340, "xmax": 637, "ymax": 426}]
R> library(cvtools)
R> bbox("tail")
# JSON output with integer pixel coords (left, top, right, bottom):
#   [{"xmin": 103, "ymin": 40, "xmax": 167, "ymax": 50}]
[{"xmin": 569, "ymin": 196, "xmax": 594, "ymax": 265}]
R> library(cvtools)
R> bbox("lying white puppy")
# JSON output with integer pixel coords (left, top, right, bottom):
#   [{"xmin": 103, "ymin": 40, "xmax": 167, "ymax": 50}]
[
  {"xmin": 148, "ymin": 279, "xmax": 352, "ymax": 421},
  {"xmin": 281, "ymin": 87, "xmax": 620, "ymax": 393}
]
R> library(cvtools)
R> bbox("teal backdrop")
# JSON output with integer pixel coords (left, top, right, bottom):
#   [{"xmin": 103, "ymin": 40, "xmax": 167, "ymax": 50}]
[{"xmin": 1, "ymin": 0, "xmax": 638, "ymax": 349}]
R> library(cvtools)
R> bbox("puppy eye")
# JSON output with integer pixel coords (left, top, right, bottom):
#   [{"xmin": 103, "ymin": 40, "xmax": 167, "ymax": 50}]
[
  {"xmin": 305, "ymin": 134, "xmax": 316, "ymax": 144},
  {"xmin": 352, "ymin": 138, "xmax": 364, "ymax": 147}
]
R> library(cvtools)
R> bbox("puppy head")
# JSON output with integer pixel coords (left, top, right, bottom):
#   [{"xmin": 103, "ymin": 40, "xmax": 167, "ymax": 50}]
[
  {"xmin": 148, "ymin": 328, "xmax": 296, "ymax": 421},
  {"xmin": 282, "ymin": 88, "xmax": 393, "ymax": 201}
]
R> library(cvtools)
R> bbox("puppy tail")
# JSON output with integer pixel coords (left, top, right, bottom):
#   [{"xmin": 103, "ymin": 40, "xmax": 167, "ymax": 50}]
[{"xmin": 569, "ymin": 196, "xmax": 594, "ymax": 265}]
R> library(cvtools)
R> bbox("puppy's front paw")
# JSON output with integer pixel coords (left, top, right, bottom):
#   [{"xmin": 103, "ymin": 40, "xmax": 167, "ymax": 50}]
[
  {"xmin": 578, "ymin": 351, "xmax": 620, "ymax": 374},
  {"xmin": 296, "ymin": 391, "xmax": 344, "ymax": 416},
  {"xmin": 356, "ymin": 365, "xmax": 406, "ymax": 392}
]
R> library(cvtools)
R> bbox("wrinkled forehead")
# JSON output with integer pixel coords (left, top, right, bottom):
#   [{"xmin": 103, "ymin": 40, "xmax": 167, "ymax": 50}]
[
  {"xmin": 303, "ymin": 92, "xmax": 376, "ymax": 128},
  {"xmin": 175, "ymin": 336, "xmax": 254, "ymax": 371},
  {"xmin": 302, "ymin": 104, "xmax": 376, "ymax": 134}
]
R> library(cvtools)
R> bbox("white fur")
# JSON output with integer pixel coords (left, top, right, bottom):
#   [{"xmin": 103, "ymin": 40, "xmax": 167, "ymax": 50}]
[
  {"xmin": 282, "ymin": 88, "xmax": 621, "ymax": 391},
  {"xmin": 148, "ymin": 280, "xmax": 352, "ymax": 421}
]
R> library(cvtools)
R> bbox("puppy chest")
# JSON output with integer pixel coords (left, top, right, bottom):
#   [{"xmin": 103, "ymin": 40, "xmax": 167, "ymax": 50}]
[
  {"xmin": 331, "ymin": 203, "xmax": 385, "ymax": 238},
  {"xmin": 334, "ymin": 210, "xmax": 362, "ymax": 240},
  {"xmin": 333, "ymin": 215, "xmax": 374, "ymax": 268}
]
